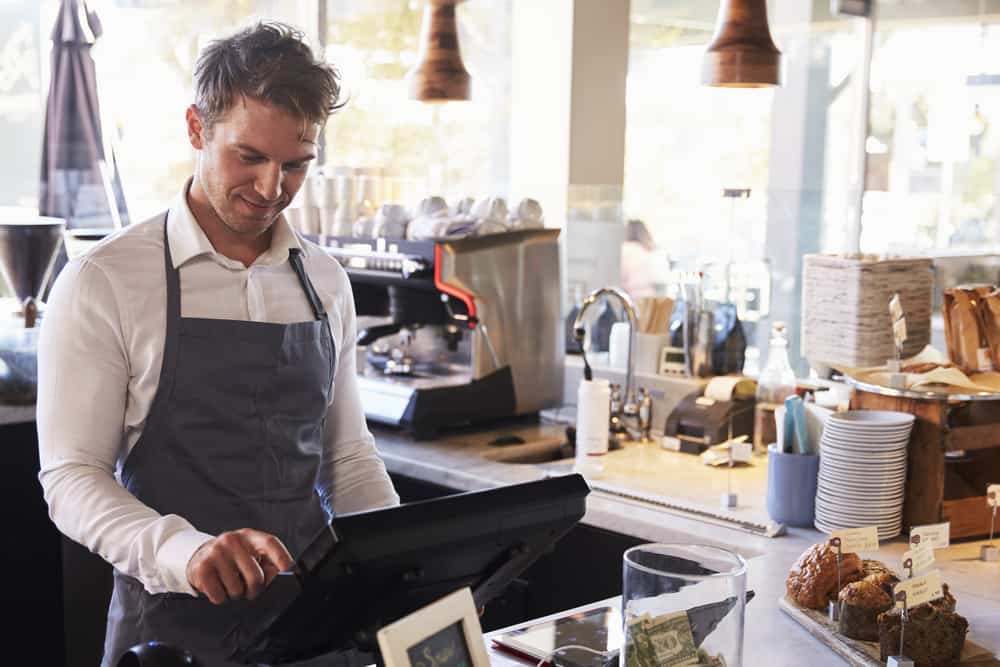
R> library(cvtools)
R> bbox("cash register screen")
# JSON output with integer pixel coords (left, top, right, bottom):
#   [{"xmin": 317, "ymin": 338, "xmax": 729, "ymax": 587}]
[{"xmin": 492, "ymin": 606, "xmax": 621, "ymax": 667}]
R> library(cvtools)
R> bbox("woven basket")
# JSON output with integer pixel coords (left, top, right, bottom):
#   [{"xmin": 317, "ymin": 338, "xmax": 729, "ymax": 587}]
[{"xmin": 801, "ymin": 254, "xmax": 934, "ymax": 369}]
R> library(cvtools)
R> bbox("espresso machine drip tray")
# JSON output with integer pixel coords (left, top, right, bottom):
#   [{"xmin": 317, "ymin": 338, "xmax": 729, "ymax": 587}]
[
  {"xmin": 365, "ymin": 347, "xmax": 458, "ymax": 378},
  {"xmin": 357, "ymin": 366, "xmax": 516, "ymax": 435}
]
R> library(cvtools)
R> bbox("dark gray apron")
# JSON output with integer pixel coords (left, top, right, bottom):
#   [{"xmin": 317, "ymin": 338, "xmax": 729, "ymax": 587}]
[{"xmin": 102, "ymin": 215, "xmax": 335, "ymax": 666}]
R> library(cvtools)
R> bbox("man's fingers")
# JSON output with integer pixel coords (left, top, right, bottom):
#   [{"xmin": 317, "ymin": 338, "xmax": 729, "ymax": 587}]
[
  {"xmin": 197, "ymin": 569, "xmax": 227, "ymax": 605},
  {"xmin": 214, "ymin": 554, "xmax": 247, "ymax": 601},
  {"xmin": 187, "ymin": 530, "xmax": 294, "ymax": 604},
  {"xmin": 260, "ymin": 558, "xmax": 281, "ymax": 586},
  {"xmin": 245, "ymin": 530, "xmax": 294, "ymax": 575},
  {"xmin": 232, "ymin": 534, "xmax": 267, "ymax": 599}
]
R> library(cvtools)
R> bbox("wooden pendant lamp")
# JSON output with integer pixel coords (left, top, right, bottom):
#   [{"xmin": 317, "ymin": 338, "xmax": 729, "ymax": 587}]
[
  {"xmin": 703, "ymin": 0, "xmax": 782, "ymax": 87},
  {"xmin": 406, "ymin": 0, "xmax": 471, "ymax": 102}
]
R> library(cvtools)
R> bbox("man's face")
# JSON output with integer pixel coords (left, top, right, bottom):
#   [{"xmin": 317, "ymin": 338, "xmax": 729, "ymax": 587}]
[{"xmin": 187, "ymin": 97, "xmax": 319, "ymax": 238}]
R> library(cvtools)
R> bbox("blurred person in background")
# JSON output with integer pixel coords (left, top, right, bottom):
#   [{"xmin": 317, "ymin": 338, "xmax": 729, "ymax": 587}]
[{"xmin": 620, "ymin": 218, "xmax": 667, "ymax": 300}]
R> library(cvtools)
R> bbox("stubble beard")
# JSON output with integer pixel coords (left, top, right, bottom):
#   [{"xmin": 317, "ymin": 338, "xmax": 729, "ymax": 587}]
[{"xmin": 209, "ymin": 186, "xmax": 281, "ymax": 240}]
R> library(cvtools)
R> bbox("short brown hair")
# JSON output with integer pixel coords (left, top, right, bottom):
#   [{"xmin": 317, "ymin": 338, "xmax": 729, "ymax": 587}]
[{"xmin": 194, "ymin": 21, "xmax": 345, "ymax": 130}]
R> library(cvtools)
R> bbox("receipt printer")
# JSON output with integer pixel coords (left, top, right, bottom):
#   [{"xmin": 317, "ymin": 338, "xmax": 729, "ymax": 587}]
[{"xmin": 663, "ymin": 377, "xmax": 756, "ymax": 454}]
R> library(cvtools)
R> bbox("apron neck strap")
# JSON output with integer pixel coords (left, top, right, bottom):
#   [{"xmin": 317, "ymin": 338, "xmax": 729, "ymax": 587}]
[
  {"xmin": 162, "ymin": 213, "xmax": 181, "ymax": 323},
  {"xmin": 288, "ymin": 248, "xmax": 327, "ymax": 320}
]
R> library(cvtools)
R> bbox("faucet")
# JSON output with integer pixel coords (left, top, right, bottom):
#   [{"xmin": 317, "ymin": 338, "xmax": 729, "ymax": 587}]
[{"xmin": 573, "ymin": 287, "xmax": 643, "ymax": 443}]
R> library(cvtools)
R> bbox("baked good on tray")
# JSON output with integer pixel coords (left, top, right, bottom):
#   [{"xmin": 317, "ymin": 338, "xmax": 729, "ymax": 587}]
[
  {"xmin": 928, "ymin": 583, "xmax": 957, "ymax": 614},
  {"xmin": 863, "ymin": 570, "xmax": 898, "ymax": 593},
  {"xmin": 838, "ymin": 579, "xmax": 893, "ymax": 641},
  {"xmin": 877, "ymin": 591, "xmax": 968, "ymax": 667},
  {"xmin": 861, "ymin": 559, "xmax": 897, "ymax": 580},
  {"xmin": 786, "ymin": 543, "xmax": 864, "ymax": 610}
]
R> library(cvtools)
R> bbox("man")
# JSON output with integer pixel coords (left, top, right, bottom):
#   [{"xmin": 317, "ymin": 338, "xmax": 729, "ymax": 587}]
[{"xmin": 37, "ymin": 22, "xmax": 399, "ymax": 666}]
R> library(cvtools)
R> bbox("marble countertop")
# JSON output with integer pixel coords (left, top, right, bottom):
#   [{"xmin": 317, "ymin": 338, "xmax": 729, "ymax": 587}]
[
  {"xmin": 0, "ymin": 403, "xmax": 35, "ymax": 425},
  {"xmin": 372, "ymin": 423, "xmax": 1000, "ymax": 666}
]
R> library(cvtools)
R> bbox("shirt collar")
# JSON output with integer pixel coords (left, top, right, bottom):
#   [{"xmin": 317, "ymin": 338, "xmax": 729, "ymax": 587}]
[{"xmin": 167, "ymin": 178, "xmax": 303, "ymax": 269}]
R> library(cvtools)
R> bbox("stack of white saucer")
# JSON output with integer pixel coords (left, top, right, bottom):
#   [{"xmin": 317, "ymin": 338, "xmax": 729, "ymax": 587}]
[{"xmin": 814, "ymin": 410, "xmax": 915, "ymax": 540}]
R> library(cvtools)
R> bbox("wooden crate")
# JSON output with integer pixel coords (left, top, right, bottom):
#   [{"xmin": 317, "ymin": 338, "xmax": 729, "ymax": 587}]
[{"xmin": 851, "ymin": 389, "xmax": 1000, "ymax": 539}]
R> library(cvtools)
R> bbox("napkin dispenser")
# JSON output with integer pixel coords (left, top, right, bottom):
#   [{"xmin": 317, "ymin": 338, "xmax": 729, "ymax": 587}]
[{"xmin": 663, "ymin": 377, "xmax": 756, "ymax": 454}]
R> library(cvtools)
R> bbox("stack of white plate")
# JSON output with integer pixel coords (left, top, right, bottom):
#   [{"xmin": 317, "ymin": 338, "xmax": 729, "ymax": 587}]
[{"xmin": 814, "ymin": 410, "xmax": 915, "ymax": 540}]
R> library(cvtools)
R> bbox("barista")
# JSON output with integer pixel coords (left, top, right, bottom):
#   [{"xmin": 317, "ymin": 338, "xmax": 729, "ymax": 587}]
[{"xmin": 36, "ymin": 22, "xmax": 398, "ymax": 666}]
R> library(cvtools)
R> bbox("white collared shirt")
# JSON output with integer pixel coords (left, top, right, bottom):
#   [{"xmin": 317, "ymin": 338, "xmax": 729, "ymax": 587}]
[{"xmin": 37, "ymin": 181, "xmax": 399, "ymax": 595}]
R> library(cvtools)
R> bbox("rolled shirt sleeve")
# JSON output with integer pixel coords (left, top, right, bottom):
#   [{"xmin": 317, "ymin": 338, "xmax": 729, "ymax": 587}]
[{"xmin": 37, "ymin": 257, "xmax": 212, "ymax": 595}]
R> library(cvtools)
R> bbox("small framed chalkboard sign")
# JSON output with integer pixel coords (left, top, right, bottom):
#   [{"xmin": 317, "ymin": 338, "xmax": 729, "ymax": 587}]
[{"xmin": 376, "ymin": 587, "xmax": 490, "ymax": 667}]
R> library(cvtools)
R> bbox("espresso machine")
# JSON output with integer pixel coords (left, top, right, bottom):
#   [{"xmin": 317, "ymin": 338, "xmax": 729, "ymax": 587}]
[{"xmin": 325, "ymin": 229, "xmax": 564, "ymax": 434}]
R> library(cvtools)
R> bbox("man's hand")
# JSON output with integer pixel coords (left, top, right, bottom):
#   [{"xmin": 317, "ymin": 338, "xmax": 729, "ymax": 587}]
[{"xmin": 186, "ymin": 528, "xmax": 294, "ymax": 605}]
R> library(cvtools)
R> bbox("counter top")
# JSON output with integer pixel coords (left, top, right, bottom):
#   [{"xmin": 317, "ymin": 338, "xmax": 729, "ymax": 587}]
[
  {"xmin": 372, "ymin": 423, "xmax": 1000, "ymax": 666},
  {"xmin": 0, "ymin": 403, "xmax": 35, "ymax": 425}
]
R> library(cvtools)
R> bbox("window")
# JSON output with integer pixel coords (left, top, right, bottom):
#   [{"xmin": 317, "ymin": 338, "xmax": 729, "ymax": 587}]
[
  {"xmin": 0, "ymin": 1, "xmax": 45, "ymax": 208},
  {"xmin": 323, "ymin": 0, "xmax": 512, "ymax": 204},
  {"xmin": 625, "ymin": 3, "xmax": 868, "ymax": 259},
  {"xmin": 863, "ymin": 19, "xmax": 1000, "ymax": 255},
  {"xmin": 624, "ymin": 13, "xmax": 773, "ymax": 265}
]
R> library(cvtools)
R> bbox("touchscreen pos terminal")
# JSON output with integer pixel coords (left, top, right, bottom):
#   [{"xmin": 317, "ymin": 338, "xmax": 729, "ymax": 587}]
[{"xmin": 231, "ymin": 473, "xmax": 590, "ymax": 665}]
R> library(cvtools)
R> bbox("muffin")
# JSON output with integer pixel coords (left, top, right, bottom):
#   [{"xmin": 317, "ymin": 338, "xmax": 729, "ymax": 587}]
[
  {"xmin": 862, "ymin": 559, "xmax": 897, "ymax": 580},
  {"xmin": 877, "ymin": 601, "xmax": 967, "ymax": 666},
  {"xmin": 838, "ymin": 580, "xmax": 892, "ymax": 641},
  {"xmin": 786, "ymin": 543, "xmax": 864, "ymax": 610},
  {"xmin": 864, "ymin": 571, "xmax": 898, "ymax": 591},
  {"xmin": 929, "ymin": 584, "xmax": 957, "ymax": 614}
]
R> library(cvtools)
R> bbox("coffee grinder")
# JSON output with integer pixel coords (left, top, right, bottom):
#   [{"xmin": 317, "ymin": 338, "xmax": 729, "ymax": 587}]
[{"xmin": 0, "ymin": 215, "xmax": 66, "ymax": 404}]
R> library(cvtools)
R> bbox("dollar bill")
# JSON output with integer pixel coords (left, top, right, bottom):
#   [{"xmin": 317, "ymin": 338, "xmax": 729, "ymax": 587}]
[
  {"xmin": 695, "ymin": 649, "xmax": 727, "ymax": 667},
  {"xmin": 645, "ymin": 610, "xmax": 699, "ymax": 666},
  {"xmin": 626, "ymin": 610, "xmax": 720, "ymax": 666},
  {"xmin": 625, "ymin": 613, "xmax": 657, "ymax": 667}
]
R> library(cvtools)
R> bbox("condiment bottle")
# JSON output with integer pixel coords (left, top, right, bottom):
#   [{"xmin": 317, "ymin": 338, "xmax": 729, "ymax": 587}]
[{"xmin": 754, "ymin": 321, "xmax": 797, "ymax": 453}]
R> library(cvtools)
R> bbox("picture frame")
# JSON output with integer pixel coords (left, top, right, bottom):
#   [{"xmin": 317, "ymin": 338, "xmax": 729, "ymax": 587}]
[{"xmin": 376, "ymin": 587, "xmax": 491, "ymax": 667}]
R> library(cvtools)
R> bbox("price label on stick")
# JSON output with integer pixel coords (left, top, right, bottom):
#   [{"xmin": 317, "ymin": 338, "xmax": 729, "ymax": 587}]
[
  {"xmin": 988, "ymin": 485, "xmax": 1000, "ymax": 508},
  {"xmin": 910, "ymin": 522, "xmax": 951, "ymax": 550},
  {"xmin": 829, "ymin": 526, "xmax": 879, "ymax": 553},
  {"xmin": 893, "ymin": 318, "xmax": 908, "ymax": 346},
  {"xmin": 894, "ymin": 570, "xmax": 943, "ymax": 609},
  {"xmin": 902, "ymin": 543, "xmax": 935, "ymax": 577},
  {"xmin": 889, "ymin": 293, "xmax": 904, "ymax": 323}
]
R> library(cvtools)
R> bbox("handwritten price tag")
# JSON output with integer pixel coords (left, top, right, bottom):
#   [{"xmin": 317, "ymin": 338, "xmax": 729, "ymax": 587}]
[
  {"xmin": 830, "ymin": 527, "xmax": 879, "ymax": 553},
  {"xmin": 902, "ymin": 542, "xmax": 935, "ymax": 576},
  {"xmin": 988, "ymin": 485, "xmax": 999, "ymax": 508},
  {"xmin": 910, "ymin": 522, "xmax": 951, "ymax": 550},
  {"xmin": 894, "ymin": 570, "xmax": 943, "ymax": 609},
  {"xmin": 889, "ymin": 294, "xmax": 904, "ymax": 323},
  {"xmin": 892, "ymin": 318, "xmax": 908, "ymax": 345}
]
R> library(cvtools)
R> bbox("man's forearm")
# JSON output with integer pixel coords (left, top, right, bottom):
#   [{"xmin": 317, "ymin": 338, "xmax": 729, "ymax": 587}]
[{"xmin": 39, "ymin": 460, "xmax": 213, "ymax": 594}]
